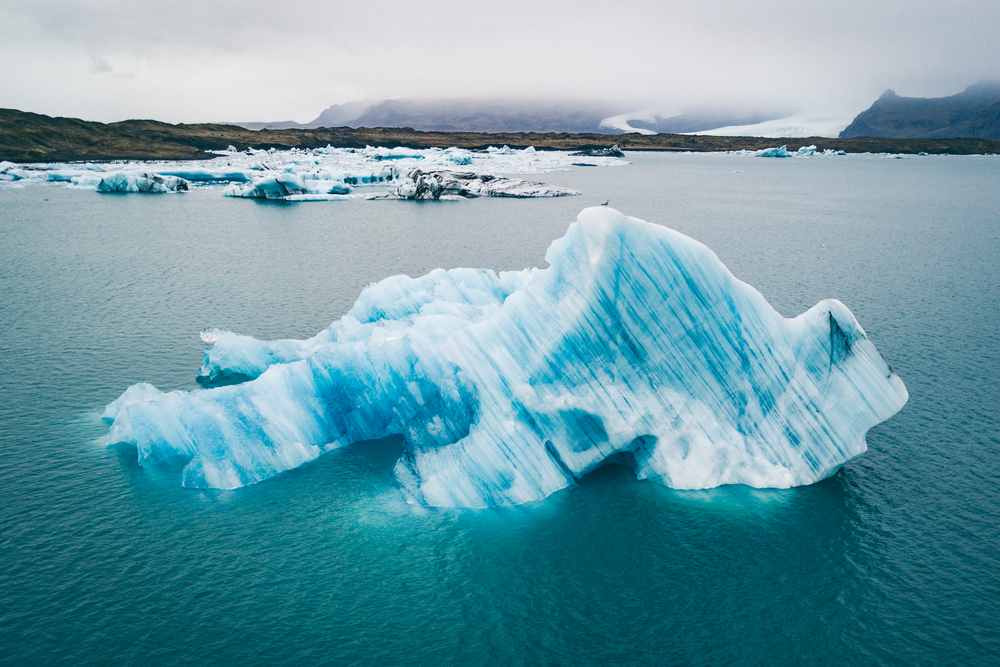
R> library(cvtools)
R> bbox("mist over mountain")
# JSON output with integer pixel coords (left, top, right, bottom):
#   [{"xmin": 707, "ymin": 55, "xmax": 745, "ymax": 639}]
[
  {"xmin": 841, "ymin": 82, "xmax": 1000, "ymax": 139},
  {"xmin": 228, "ymin": 99, "xmax": 790, "ymax": 135}
]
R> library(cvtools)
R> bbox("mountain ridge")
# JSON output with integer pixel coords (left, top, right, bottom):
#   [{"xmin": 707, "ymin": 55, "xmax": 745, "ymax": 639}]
[
  {"xmin": 3, "ymin": 108, "xmax": 999, "ymax": 163},
  {"xmin": 841, "ymin": 82, "xmax": 1000, "ymax": 139},
  {"xmin": 226, "ymin": 98, "xmax": 790, "ymax": 135}
]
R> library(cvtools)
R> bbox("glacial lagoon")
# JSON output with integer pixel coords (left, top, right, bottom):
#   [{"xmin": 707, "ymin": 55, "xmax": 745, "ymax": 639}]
[{"xmin": 1, "ymin": 151, "xmax": 998, "ymax": 665}]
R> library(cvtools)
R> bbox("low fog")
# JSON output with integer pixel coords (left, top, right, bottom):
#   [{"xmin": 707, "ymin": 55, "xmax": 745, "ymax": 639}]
[{"xmin": 1, "ymin": 0, "xmax": 998, "ymax": 125}]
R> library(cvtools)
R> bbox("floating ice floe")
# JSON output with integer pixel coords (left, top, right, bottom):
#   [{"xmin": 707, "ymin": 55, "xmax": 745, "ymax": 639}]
[
  {"xmin": 758, "ymin": 146, "xmax": 792, "ymax": 158},
  {"xmin": 2, "ymin": 145, "xmax": 627, "ymax": 195},
  {"xmin": 756, "ymin": 145, "xmax": 822, "ymax": 158},
  {"xmin": 223, "ymin": 172, "xmax": 355, "ymax": 201},
  {"xmin": 371, "ymin": 168, "xmax": 580, "ymax": 200},
  {"xmin": 95, "ymin": 172, "xmax": 189, "ymax": 193},
  {"xmin": 156, "ymin": 169, "xmax": 251, "ymax": 182},
  {"xmin": 1, "ymin": 161, "xmax": 29, "ymax": 181},
  {"xmin": 104, "ymin": 207, "xmax": 907, "ymax": 507},
  {"xmin": 570, "ymin": 144, "xmax": 626, "ymax": 158}
]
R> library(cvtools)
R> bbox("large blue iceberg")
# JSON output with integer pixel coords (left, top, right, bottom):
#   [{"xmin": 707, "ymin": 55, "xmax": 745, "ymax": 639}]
[{"xmin": 104, "ymin": 207, "xmax": 907, "ymax": 507}]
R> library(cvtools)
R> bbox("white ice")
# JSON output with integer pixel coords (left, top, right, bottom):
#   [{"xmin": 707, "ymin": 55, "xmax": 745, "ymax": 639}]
[
  {"xmin": 104, "ymin": 207, "xmax": 907, "ymax": 507},
  {"xmin": 598, "ymin": 112, "xmax": 659, "ymax": 135},
  {"xmin": 689, "ymin": 114, "xmax": 855, "ymax": 139},
  {"xmin": 372, "ymin": 169, "xmax": 580, "ymax": 200},
  {"xmin": 95, "ymin": 172, "xmax": 189, "ymax": 193},
  {"xmin": 1, "ymin": 145, "xmax": 626, "ymax": 196}
]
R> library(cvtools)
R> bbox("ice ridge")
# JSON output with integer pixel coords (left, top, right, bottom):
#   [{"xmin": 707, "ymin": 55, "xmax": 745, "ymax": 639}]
[{"xmin": 104, "ymin": 207, "xmax": 907, "ymax": 507}]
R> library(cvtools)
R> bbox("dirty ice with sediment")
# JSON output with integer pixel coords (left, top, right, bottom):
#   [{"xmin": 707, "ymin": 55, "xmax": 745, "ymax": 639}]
[{"xmin": 0, "ymin": 145, "xmax": 626, "ymax": 199}]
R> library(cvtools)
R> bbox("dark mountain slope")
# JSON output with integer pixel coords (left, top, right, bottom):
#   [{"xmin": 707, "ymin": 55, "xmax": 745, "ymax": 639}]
[{"xmin": 841, "ymin": 82, "xmax": 1000, "ymax": 139}]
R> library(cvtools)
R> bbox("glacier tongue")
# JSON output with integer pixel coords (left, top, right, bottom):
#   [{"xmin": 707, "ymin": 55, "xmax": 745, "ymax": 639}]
[{"xmin": 105, "ymin": 207, "xmax": 907, "ymax": 507}]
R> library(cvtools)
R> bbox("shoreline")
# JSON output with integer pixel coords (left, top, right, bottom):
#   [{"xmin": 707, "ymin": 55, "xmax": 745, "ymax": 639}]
[{"xmin": 3, "ymin": 108, "xmax": 999, "ymax": 162}]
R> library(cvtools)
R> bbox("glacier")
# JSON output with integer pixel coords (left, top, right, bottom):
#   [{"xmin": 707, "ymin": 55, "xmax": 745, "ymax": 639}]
[{"xmin": 104, "ymin": 207, "xmax": 907, "ymax": 507}]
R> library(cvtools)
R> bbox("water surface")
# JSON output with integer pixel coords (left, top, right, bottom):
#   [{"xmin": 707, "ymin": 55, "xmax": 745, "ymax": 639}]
[{"xmin": 1, "ymin": 153, "xmax": 997, "ymax": 665}]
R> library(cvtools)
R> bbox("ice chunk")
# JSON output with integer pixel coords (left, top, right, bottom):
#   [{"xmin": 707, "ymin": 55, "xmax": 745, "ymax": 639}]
[
  {"xmin": 0, "ymin": 161, "xmax": 27, "ymax": 181},
  {"xmin": 796, "ymin": 145, "xmax": 817, "ymax": 156},
  {"xmin": 156, "ymin": 169, "xmax": 251, "ymax": 182},
  {"xmin": 223, "ymin": 172, "xmax": 353, "ymax": 200},
  {"xmin": 372, "ymin": 168, "xmax": 580, "ymax": 200},
  {"xmin": 105, "ymin": 207, "xmax": 907, "ymax": 507},
  {"xmin": 570, "ymin": 144, "xmax": 625, "ymax": 158},
  {"xmin": 96, "ymin": 172, "xmax": 189, "ymax": 193},
  {"xmin": 443, "ymin": 148, "xmax": 473, "ymax": 165},
  {"xmin": 758, "ymin": 146, "xmax": 792, "ymax": 158},
  {"xmin": 8, "ymin": 145, "xmax": 627, "ymax": 196},
  {"xmin": 223, "ymin": 172, "xmax": 308, "ymax": 199},
  {"xmin": 364, "ymin": 146, "xmax": 425, "ymax": 161}
]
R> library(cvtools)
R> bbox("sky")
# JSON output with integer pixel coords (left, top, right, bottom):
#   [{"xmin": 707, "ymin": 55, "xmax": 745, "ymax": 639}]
[{"xmin": 1, "ymin": 0, "xmax": 998, "ymax": 125}]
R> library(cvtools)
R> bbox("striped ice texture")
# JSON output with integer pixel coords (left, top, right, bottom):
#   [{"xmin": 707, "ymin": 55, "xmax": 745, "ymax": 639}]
[{"xmin": 104, "ymin": 207, "xmax": 908, "ymax": 507}]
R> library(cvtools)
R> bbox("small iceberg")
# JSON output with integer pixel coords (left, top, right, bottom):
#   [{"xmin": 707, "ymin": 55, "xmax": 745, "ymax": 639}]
[
  {"xmin": 758, "ymin": 146, "xmax": 792, "ymax": 158},
  {"xmin": 570, "ymin": 144, "xmax": 626, "ymax": 158},
  {"xmin": 96, "ymin": 172, "xmax": 189, "ymax": 193},
  {"xmin": 371, "ymin": 168, "xmax": 580, "ymax": 200},
  {"xmin": 223, "ymin": 172, "xmax": 353, "ymax": 200}
]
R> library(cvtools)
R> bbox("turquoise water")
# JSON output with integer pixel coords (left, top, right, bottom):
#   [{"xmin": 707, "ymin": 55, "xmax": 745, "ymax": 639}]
[{"xmin": 1, "ymin": 153, "xmax": 998, "ymax": 665}]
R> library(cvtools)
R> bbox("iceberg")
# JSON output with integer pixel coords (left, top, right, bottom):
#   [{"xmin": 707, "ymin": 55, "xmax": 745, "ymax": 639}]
[
  {"xmin": 373, "ymin": 168, "xmax": 580, "ymax": 200},
  {"xmin": 758, "ymin": 146, "xmax": 792, "ymax": 158},
  {"xmin": 222, "ymin": 172, "xmax": 354, "ymax": 200},
  {"xmin": 0, "ymin": 161, "xmax": 27, "ymax": 181},
  {"xmin": 570, "ymin": 144, "xmax": 626, "ymax": 158},
  {"xmin": 7, "ymin": 146, "xmax": 626, "ymax": 197},
  {"xmin": 443, "ymin": 148, "xmax": 474, "ymax": 165},
  {"xmin": 105, "ymin": 207, "xmax": 907, "ymax": 506},
  {"xmin": 96, "ymin": 172, "xmax": 189, "ymax": 193},
  {"xmin": 155, "ymin": 169, "xmax": 251, "ymax": 182}
]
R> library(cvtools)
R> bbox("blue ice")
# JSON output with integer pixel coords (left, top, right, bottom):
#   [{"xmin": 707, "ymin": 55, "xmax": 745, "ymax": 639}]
[
  {"xmin": 759, "ymin": 146, "xmax": 792, "ymax": 158},
  {"xmin": 105, "ymin": 207, "xmax": 908, "ymax": 507}
]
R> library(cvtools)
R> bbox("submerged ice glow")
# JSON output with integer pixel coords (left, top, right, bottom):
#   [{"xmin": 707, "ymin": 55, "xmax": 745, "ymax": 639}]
[{"xmin": 104, "ymin": 207, "xmax": 907, "ymax": 507}]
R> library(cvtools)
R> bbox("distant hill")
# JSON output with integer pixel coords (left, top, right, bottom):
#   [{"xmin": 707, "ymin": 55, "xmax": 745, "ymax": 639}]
[
  {"xmin": 227, "ymin": 98, "xmax": 789, "ymax": 135},
  {"xmin": 4, "ymin": 108, "xmax": 1000, "ymax": 162},
  {"xmin": 841, "ymin": 82, "xmax": 1000, "ymax": 139},
  {"xmin": 327, "ymin": 98, "xmax": 619, "ymax": 133}
]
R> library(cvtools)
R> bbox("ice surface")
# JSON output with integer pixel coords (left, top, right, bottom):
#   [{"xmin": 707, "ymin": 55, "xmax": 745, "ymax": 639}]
[
  {"xmin": 3, "ymin": 145, "xmax": 626, "ymax": 195},
  {"xmin": 755, "ymin": 145, "xmax": 822, "ymax": 158},
  {"xmin": 222, "ymin": 172, "xmax": 355, "ymax": 200},
  {"xmin": 372, "ymin": 169, "xmax": 580, "ymax": 200},
  {"xmin": 0, "ymin": 161, "xmax": 27, "ymax": 180},
  {"xmin": 758, "ymin": 146, "xmax": 793, "ymax": 158},
  {"xmin": 599, "ymin": 112, "xmax": 659, "ymax": 135},
  {"xmin": 105, "ymin": 207, "xmax": 907, "ymax": 507},
  {"xmin": 96, "ymin": 172, "xmax": 189, "ymax": 193},
  {"xmin": 156, "ymin": 169, "xmax": 251, "ymax": 182},
  {"xmin": 571, "ymin": 145, "xmax": 626, "ymax": 158},
  {"xmin": 689, "ymin": 114, "xmax": 854, "ymax": 138}
]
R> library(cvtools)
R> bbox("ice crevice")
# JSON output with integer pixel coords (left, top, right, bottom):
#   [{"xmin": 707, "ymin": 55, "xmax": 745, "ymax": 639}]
[{"xmin": 104, "ymin": 207, "xmax": 908, "ymax": 507}]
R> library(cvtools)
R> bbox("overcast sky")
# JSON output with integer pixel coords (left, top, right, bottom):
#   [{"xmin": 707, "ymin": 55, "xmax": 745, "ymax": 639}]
[{"xmin": 2, "ymin": 0, "xmax": 998, "ymax": 124}]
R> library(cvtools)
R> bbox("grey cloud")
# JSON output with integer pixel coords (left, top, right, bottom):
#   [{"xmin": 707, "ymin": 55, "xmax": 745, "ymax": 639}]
[{"xmin": 1, "ymin": 0, "xmax": 997, "ymax": 123}]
